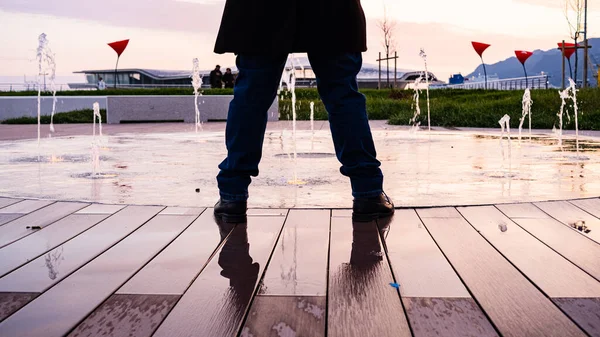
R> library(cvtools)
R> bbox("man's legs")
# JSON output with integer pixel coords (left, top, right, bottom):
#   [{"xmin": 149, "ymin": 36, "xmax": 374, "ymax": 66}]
[
  {"xmin": 216, "ymin": 53, "xmax": 288, "ymax": 203},
  {"xmin": 307, "ymin": 52, "xmax": 384, "ymax": 198}
]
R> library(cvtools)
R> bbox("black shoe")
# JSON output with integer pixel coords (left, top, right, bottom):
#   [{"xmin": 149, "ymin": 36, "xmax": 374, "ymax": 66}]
[
  {"xmin": 214, "ymin": 198, "xmax": 247, "ymax": 223},
  {"xmin": 352, "ymin": 192, "xmax": 395, "ymax": 222}
]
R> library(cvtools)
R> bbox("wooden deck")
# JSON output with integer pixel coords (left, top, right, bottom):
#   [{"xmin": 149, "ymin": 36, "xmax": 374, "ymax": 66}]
[{"xmin": 0, "ymin": 197, "xmax": 599, "ymax": 337}]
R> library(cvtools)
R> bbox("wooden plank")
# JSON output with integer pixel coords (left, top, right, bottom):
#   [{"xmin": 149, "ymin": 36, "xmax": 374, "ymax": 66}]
[
  {"xmin": 152, "ymin": 216, "xmax": 285, "ymax": 337},
  {"xmin": 571, "ymin": 198, "xmax": 600, "ymax": 218},
  {"xmin": 242, "ymin": 296, "xmax": 325, "ymax": 337},
  {"xmin": 496, "ymin": 203, "xmax": 550, "ymax": 219},
  {"xmin": 247, "ymin": 209, "xmax": 288, "ymax": 216},
  {"xmin": 74, "ymin": 204, "xmax": 125, "ymax": 214},
  {"xmin": 501, "ymin": 216, "xmax": 600, "ymax": 282},
  {"xmin": 117, "ymin": 209, "xmax": 227, "ymax": 295},
  {"xmin": 0, "ymin": 214, "xmax": 110, "ymax": 277},
  {"xmin": 553, "ymin": 298, "xmax": 600, "ymax": 337},
  {"xmin": 159, "ymin": 207, "xmax": 204, "ymax": 216},
  {"xmin": 327, "ymin": 218, "xmax": 411, "ymax": 337},
  {"xmin": 0, "ymin": 214, "xmax": 22, "ymax": 226},
  {"xmin": 331, "ymin": 209, "xmax": 351, "ymax": 217},
  {"xmin": 0, "ymin": 292, "xmax": 38, "ymax": 322},
  {"xmin": 0, "ymin": 202, "xmax": 89, "ymax": 248},
  {"xmin": 535, "ymin": 201, "xmax": 600, "ymax": 244},
  {"xmin": 418, "ymin": 208, "xmax": 586, "ymax": 337},
  {"xmin": 258, "ymin": 209, "xmax": 330, "ymax": 296},
  {"xmin": 458, "ymin": 206, "xmax": 600, "ymax": 299},
  {"xmin": 66, "ymin": 294, "xmax": 180, "ymax": 337},
  {"xmin": 417, "ymin": 207, "xmax": 462, "ymax": 218},
  {"xmin": 0, "ymin": 213, "xmax": 195, "ymax": 337},
  {"xmin": 0, "ymin": 198, "xmax": 22, "ymax": 210},
  {"xmin": 0, "ymin": 200, "xmax": 53, "ymax": 214},
  {"xmin": 403, "ymin": 298, "xmax": 499, "ymax": 337},
  {"xmin": 0, "ymin": 206, "xmax": 163, "ymax": 293},
  {"xmin": 385, "ymin": 209, "xmax": 469, "ymax": 298}
]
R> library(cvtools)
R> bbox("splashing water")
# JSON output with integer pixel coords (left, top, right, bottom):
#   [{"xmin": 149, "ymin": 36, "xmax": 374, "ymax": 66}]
[
  {"xmin": 419, "ymin": 48, "xmax": 431, "ymax": 132},
  {"xmin": 93, "ymin": 102, "xmax": 102, "ymax": 137},
  {"xmin": 91, "ymin": 102, "xmax": 102, "ymax": 175},
  {"xmin": 499, "ymin": 114, "xmax": 512, "ymax": 155},
  {"xmin": 36, "ymin": 33, "xmax": 57, "ymax": 143},
  {"xmin": 518, "ymin": 88, "xmax": 533, "ymax": 144},
  {"xmin": 568, "ymin": 78, "xmax": 581, "ymax": 154},
  {"xmin": 409, "ymin": 75, "xmax": 423, "ymax": 133},
  {"xmin": 191, "ymin": 58, "xmax": 203, "ymax": 132},
  {"xmin": 556, "ymin": 87, "xmax": 570, "ymax": 147}
]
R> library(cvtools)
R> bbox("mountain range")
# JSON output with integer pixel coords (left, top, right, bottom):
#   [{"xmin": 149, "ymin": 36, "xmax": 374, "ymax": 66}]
[{"xmin": 466, "ymin": 38, "xmax": 600, "ymax": 87}]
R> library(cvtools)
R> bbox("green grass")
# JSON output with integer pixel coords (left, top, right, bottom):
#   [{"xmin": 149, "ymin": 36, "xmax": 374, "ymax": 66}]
[
  {"xmin": 1, "ymin": 109, "xmax": 107, "ymax": 124},
  {"xmin": 3, "ymin": 88, "xmax": 599, "ymax": 130}
]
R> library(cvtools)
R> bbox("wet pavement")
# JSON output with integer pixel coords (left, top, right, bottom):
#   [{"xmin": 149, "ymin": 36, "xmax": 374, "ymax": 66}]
[{"xmin": 1, "ymin": 122, "xmax": 600, "ymax": 208}]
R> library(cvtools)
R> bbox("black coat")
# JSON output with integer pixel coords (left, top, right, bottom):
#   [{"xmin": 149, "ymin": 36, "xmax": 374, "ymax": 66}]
[{"xmin": 214, "ymin": 0, "xmax": 367, "ymax": 54}]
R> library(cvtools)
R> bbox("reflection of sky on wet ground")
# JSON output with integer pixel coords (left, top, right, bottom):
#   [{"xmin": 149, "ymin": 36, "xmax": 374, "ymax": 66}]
[{"xmin": 0, "ymin": 129, "xmax": 599, "ymax": 208}]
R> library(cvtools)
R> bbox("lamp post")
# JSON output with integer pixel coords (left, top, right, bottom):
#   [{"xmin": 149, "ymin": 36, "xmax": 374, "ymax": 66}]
[
  {"xmin": 472, "ymin": 42, "xmax": 490, "ymax": 89},
  {"xmin": 107, "ymin": 39, "xmax": 130, "ymax": 89}
]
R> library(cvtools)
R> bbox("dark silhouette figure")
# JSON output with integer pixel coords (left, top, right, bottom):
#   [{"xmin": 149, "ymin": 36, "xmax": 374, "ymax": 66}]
[
  {"xmin": 223, "ymin": 68, "xmax": 235, "ymax": 88},
  {"xmin": 210, "ymin": 65, "xmax": 223, "ymax": 88}
]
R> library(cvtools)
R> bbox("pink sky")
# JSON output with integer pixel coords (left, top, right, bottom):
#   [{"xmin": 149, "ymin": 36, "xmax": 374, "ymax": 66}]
[{"xmin": 0, "ymin": 0, "xmax": 598, "ymax": 81}]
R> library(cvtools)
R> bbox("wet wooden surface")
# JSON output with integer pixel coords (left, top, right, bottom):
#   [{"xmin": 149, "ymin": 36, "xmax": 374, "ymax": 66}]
[
  {"xmin": 0, "ymin": 214, "xmax": 110, "ymax": 277},
  {"xmin": 243, "ymin": 296, "xmax": 326, "ymax": 337},
  {"xmin": 327, "ymin": 218, "xmax": 411, "ymax": 337},
  {"xmin": 418, "ymin": 207, "xmax": 586, "ymax": 337},
  {"xmin": 553, "ymin": 297, "xmax": 600, "ymax": 337},
  {"xmin": 117, "ymin": 209, "xmax": 224, "ymax": 295},
  {"xmin": 0, "ymin": 202, "xmax": 88, "ymax": 248},
  {"xmin": 258, "ymin": 209, "xmax": 330, "ymax": 296},
  {"xmin": 384, "ymin": 209, "xmax": 469, "ymax": 298},
  {"xmin": 535, "ymin": 200, "xmax": 600, "ymax": 244},
  {"xmin": 0, "ymin": 198, "xmax": 598, "ymax": 336},
  {"xmin": 0, "ymin": 213, "xmax": 195, "ymax": 337},
  {"xmin": 0, "ymin": 199, "xmax": 53, "ymax": 214},
  {"xmin": 0, "ymin": 198, "xmax": 22, "ymax": 209},
  {"xmin": 458, "ymin": 206, "xmax": 600, "ymax": 298},
  {"xmin": 0, "ymin": 214, "xmax": 23, "ymax": 226},
  {"xmin": 403, "ymin": 298, "xmax": 498, "ymax": 337},
  {"xmin": 152, "ymin": 215, "xmax": 285, "ymax": 337},
  {"xmin": 67, "ymin": 294, "xmax": 180, "ymax": 337},
  {"xmin": 0, "ymin": 206, "xmax": 164, "ymax": 293},
  {"xmin": 498, "ymin": 204, "xmax": 600, "ymax": 282}
]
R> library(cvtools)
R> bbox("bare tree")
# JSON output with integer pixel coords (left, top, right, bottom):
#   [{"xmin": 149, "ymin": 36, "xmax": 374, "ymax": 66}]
[
  {"xmin": 565, "ymin": 0, "xmax": 584, "ymax": 84},
  {"xmin": 377, "ymin": 5, "xmax": 397, "ymax": 87}
]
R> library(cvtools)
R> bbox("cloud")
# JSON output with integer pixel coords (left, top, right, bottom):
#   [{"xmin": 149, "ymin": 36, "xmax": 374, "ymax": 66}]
[{"xmin": 0, "ymin": 0, "xmax": 226, "ymax": 34}]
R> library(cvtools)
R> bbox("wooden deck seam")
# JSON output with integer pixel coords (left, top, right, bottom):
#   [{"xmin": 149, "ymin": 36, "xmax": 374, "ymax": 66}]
[
  {"xmin": 533, "ymin": 202, "xmax": 600, "ymax": 246},
  {"xmin": 0, "ymin": 200, "xmax": 56, "ymax": 228},
  {"xmin": 62, "ymin": 209, "xmax": 205, "ymax": 337},
  {"xmin": 0, "ymin": 209, "xmax": 127, "ymax": 279},
  {"xmin": 0, "ymin": 199, "xmax": 22, "ymax": 211},
  {"xmin": 455, "ymin": 207, "xmax": 592, "ymax": 336},
  {"xmin": 414, "ymin": 208, "xmax": 503, "ymax": 337},
  {"xmin": 0, "ymin": 206, "xmax": 168, "ymax": 324},
  {"xmin": 147, "ymin": 213, "xmax": 237, "ymax": 337},
  {"xmin": 494, "ymin": 204, "xmax": 600, "ymax": 284},
  {"xmin": 376, "ymin": 216, "xmax": 416, "ymax": 337},
  {"xmin": 0, "ymin": 202, "xmax": 88, "ymax": 249},
  {"xmin": 235, "ymin": 209, "xmax": 291, "ymax": 337}
]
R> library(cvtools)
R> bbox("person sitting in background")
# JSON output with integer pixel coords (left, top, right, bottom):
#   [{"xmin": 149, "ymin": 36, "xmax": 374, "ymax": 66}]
[
  {"xmin": 223, "ymin": 68, "xmax": 235, "ymax": 88},
  {"xmin": 210, "ymin": 65, "xmax": 223, "ymax": 88},
  {"xmin": 97, "ymin": 77, "xmax": 106, "ymax": 90}
]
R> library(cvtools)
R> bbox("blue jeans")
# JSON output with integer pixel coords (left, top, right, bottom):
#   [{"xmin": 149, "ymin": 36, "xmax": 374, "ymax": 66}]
[{"xmin": 217, "ymin": 52, "xmax": 383, "ymax": 201}]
